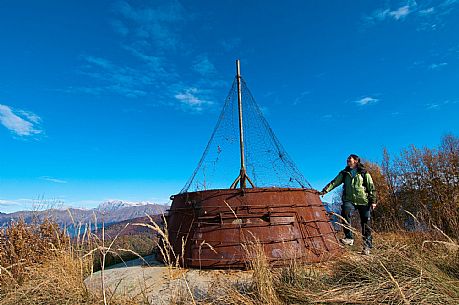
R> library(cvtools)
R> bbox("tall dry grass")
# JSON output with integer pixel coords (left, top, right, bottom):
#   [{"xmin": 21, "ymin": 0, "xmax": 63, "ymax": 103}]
[
  {"xmin": 0, "ymin": 218, "xmax": 140, "ymax": 305},
  {"xmin": 179, "ymin": 232, "xmax": 459, "ymax": 305},
  {"xmin": 1, "ymin": 215, "xmax": 458, "ymax": 304}
]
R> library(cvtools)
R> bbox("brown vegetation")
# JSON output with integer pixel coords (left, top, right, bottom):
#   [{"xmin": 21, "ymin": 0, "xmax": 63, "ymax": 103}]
[
  {"xmin": 164, "ymin": 232, "xmax": 458, "ymax": 304},
  {"xmin": 0, "ymin": 218, "xmax": 70, "ymax": 285},
  {"xmin": 367, "ymin": 134, "xmax": 459, "ymax": 237},
  {"xmin": 0, "ymin": 218, "xmax": 140, "ymax": 304}
]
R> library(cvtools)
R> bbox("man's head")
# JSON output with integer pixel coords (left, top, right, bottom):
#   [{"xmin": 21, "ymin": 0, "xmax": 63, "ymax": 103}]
[{"xmin": 347, "ymin": 154, "xmax": 360, "ymax": 169}]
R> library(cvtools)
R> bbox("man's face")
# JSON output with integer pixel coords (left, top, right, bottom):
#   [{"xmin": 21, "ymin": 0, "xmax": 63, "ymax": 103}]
[{"xmin": 347, "ymin": 157, "xmax": 358, "ymax": 168}]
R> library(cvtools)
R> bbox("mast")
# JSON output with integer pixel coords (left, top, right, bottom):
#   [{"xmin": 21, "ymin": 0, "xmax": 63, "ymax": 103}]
[{"xmin": 231, "ymin": 59, "xmax": 255, "ymax": 189}]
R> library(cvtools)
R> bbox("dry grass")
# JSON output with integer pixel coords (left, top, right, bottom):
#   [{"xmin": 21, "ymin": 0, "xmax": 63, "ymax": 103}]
[
  {"xmin": 1, "ymin": 252, "xmax": 95, "ymax": 305},
  {"xmin": 0, "ymin": 218, "xmax": 140, "ymax": 305},
  {"xmin": 242, "ymin": 237, "xmax": 281, "ymax": 305},
  {"xmin": 169, "ymin": 231, "xmax": 459, "ymax": 305},
  {"xmin": 2, "ymin": 216, "xmax": 459, "ymax": 305},
  {"xmin": 287, "ymin": 235, "xmax": 458, "ymax": 304}
]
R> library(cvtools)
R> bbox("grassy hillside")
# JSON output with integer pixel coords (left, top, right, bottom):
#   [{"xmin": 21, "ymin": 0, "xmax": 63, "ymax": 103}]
[{"xmin": 1, "ymin": 218, "xmax": 458, "ymax": 305}]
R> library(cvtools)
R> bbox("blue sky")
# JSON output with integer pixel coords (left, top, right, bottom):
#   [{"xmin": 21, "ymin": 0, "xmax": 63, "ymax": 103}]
[{"xmin": 1, "ymin": 0, "xmax": 458, "ymax": 213}]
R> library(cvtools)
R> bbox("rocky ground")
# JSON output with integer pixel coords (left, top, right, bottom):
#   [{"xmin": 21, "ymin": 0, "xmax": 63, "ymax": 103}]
[{"xmin": 84, "ymin": 256, "xmax": 252, "ymax": 304}]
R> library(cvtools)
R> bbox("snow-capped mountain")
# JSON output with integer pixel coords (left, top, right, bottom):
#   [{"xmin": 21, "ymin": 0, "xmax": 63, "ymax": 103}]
[
  {"xmin": 96, "ymin": 200, "xmax": 153, "ymax": 212},
  {"xmin": 0, "ymin": 201, "xmax": 168, "ymax": 229}
]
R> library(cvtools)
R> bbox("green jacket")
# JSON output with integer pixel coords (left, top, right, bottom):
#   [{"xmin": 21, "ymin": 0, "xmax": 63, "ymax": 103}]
[{"xmin": 323, "ymin": 167, "xmax": 376, "ymax": 205}]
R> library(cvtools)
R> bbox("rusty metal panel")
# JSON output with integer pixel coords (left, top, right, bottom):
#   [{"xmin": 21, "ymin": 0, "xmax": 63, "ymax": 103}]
[{"xmin": 167, "ymin": 188, "xmax": 342, "ymax": 268}]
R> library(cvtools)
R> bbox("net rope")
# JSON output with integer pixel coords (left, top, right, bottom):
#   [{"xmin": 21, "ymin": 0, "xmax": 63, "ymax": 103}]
[{"xmin": 181, "ymin": 77, "xmax": 312, "ymax": 193}]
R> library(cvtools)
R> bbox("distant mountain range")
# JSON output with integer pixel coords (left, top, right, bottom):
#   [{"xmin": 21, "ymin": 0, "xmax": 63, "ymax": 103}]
[
  {"xmin": 0, "ymin": 200, "xmax": 168, "ymax": 230},
  {"xmin": 97, "ymin": 214, "xmax": 163, "ymax": 240}
]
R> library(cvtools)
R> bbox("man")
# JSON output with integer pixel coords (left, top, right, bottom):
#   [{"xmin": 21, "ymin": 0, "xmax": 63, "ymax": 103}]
[{"xmin": 320, "ymin": 154, "xmax": 376, "ymax": 255}]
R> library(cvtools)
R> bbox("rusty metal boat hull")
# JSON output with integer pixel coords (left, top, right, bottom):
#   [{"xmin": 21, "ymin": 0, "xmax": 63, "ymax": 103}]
[{"xmin": 167, "ymin": 188, "xmax": 342, "ymax": 268}]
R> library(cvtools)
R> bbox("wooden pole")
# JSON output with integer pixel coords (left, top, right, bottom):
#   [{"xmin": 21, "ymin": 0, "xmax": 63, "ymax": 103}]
[{"xmin": 236, "ymin": 59, "xmax": 246, "ymax": 189}]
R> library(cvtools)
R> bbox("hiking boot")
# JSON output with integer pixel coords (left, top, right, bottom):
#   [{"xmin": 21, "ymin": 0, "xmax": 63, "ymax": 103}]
[
  {"xmin": 340, "ymin": 238, "xmax": 354, "ymax": 246},
  {"xmin": 361, "ymin": 247, "xmax": 371, "ymax": 255}
]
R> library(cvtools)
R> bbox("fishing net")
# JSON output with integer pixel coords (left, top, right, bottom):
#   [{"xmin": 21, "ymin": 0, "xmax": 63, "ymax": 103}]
[{"xmin": 181, "ymin": 76, "xmax": 311, "ymax": 193}]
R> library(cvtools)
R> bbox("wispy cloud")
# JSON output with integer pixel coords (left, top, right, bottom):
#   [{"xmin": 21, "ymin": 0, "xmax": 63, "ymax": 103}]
[
  {"xmin": 365, "ymin": 2, "xmax": 416, "ymax": 23},
  {"xmin": 0, "ymin": 198, "xmax": 34, "ymax": 209},
  {"xmin": 364, "ymin": 0, "xmax": 458, "ymax": 28},
  {"xmin": 74, "ymin": 55, "xmax": 154, "ymax": 98},
  {"xmin": 426, "ymin": 103, "xmax": 440, "ymax": 110},
  {"xmin": 68, "ymin": 1, "xmax": 221, "ymax": 113},
  {"xmin": 112, "ymin": 0, "xmax": 185, "ymax": 50},
  {"xmin": 353, "ymin": 96, "xmax": 379, "ymax": 106},
  {"xmin": 389, "ymin": 5, "xmax": 413, "ymax": 20},
  {"xmin": 69, "ymin": 1, "xmax": 187, "ymax": 100},
  {"xmin": 220, "ymin": 38, "xmax": 242, "ymax": 52},
  {"xmin": 293, "ymin": 91, "xmax": 311, "ymax": 105},
  {"xmin": 441, "ymin": 0, "xmax": 459, "ymax": 7},
  {"xmin": 122, "ymin": 45, "xmax": 167, "ymax": 73},
  {"xmin": 110, "ymin": 19, "xmax": 129, "ymax": 36},
  {"xmin": 426, "ymin": 99, "xmax": 458, "ymax": 110},
  {"xmin": 0, "ymin": 104, "xmax": 43, "ymax": 137},
  {"xmin": 418, "ymin": 7, "xmax": 435, "ymax": 15},
  {"xmin": 0, "ymin": 198, "xmax": 64, "ymax": 212},
  {"xmin": 74, "ymin": 52, "xmax": 221, "ymax": 111},
  {"xmin": 174, "ymin": 87, "xmax": 212, "ymax": 111},
  {"xmin": 192, "ymin": 55, "xmax": 217, "ymax": 76},
  {"xmin": 429, "ymin": 62, "xmax": 448, "ymax": 70},
  {"xmin": 0, "ymin": 199, "xmax": 19, "ymax": 207},
  {"xmin": 40, "ymin": 176, "xmax": 68, "ymax": 184}
]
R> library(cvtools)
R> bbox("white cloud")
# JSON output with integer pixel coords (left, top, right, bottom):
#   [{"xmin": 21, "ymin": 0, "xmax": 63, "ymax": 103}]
[
  {"xmin": 0, "ymin": 199, "xmax": 18, "ymax": 207},
  {"xmin": 366, "ymin": 3, "xmax": 415, "ymax": 23},
  {"xmin": 174, "ymin": 87, "xmax": 212, "ymax": 111},
  {"xmin": 0, "ymin": 198, "xmax": 34, "ymax": 209},
  {"xmin": 353, "ymin": 97, "xmax": 379, "ymax": 106},
  {"xmin": 418, "ymin": 7, "xmax": 435, "ymax": 15},
  {"xmin": 40, "ymin": 176, "xmax": 68, "ymax": 184},
  {"xmin": 429, "ymin": 62, "xmax": 448, "ymax": 70},
  {"xmin": 365, "ymin": 0, "xmax": 458, "ymax": 29},
  {"xmin": 0, "ymin": 198, "xmax": 62, "ymax": 213},
  {"xmin": 390, "ymin": 5, "xmax": 412, "ymax": 19},
  {"xmin": 426, "ymin": 103, "xmax": 440, "ymax": 109},
  {"xmin": 18, "ymin": 110, "xmax": 41, "ymax": 124},
  {"xmin": 0, "ymin": 104, "xmax": 42, "ymax": 137}
]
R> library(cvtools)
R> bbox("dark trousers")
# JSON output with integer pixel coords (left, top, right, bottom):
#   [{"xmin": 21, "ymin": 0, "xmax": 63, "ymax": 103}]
[{"xmin": 341, "ymin": 201, "xmax": 372, "ymax": 248}]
